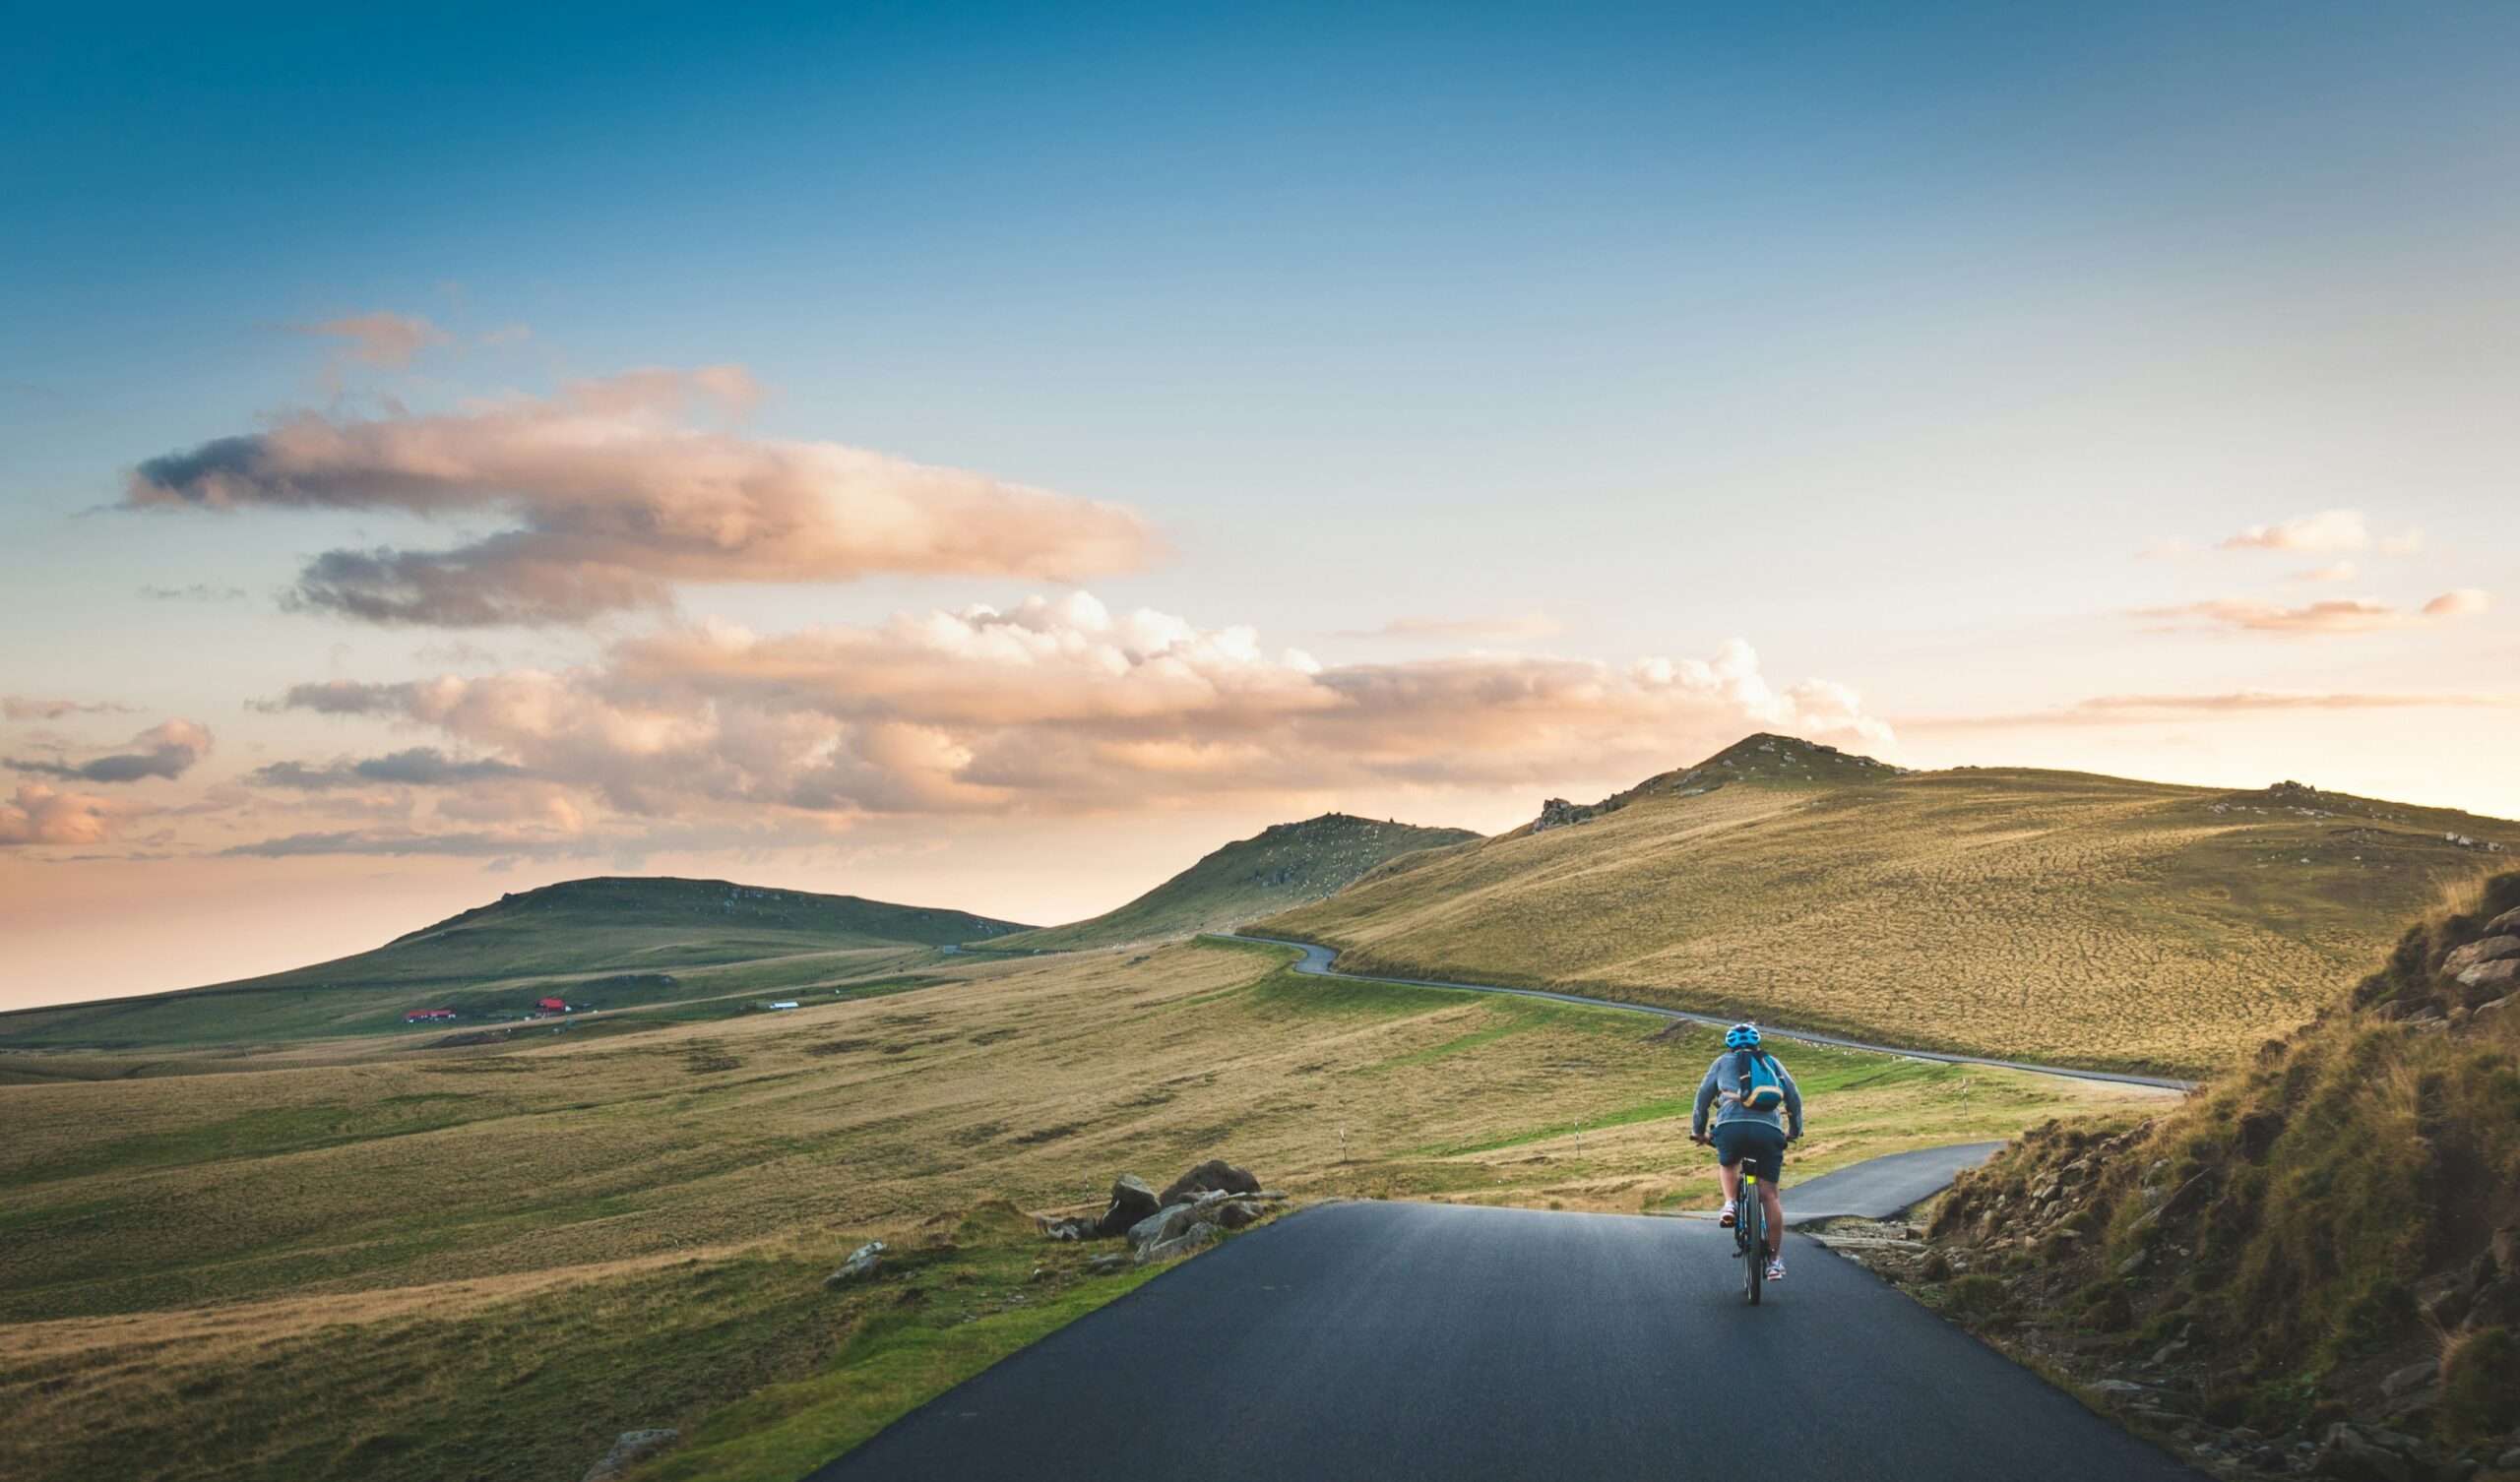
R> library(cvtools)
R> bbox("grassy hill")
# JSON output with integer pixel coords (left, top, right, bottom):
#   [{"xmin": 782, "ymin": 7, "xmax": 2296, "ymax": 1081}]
[
  {"xmin": 986, "ymin": 812, "xmax": 1479, "ymax": 952},
  {"xmin": 0, "ymin": 876, "xmax": 1030, "ymax": 1051},
  {"xmin": 1260, "ymin": 734, "xmax": 2519, "ymax": 1075},
  {"xmin": 1896, "ymin": 873, "xmax": 2520, "ymax": 1474}
]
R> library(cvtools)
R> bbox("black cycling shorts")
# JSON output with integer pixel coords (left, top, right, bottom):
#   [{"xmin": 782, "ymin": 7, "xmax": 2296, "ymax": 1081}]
[{"xmin": 1711, "ymin": 1122, "xmax": 1788, "ymax": 1182}]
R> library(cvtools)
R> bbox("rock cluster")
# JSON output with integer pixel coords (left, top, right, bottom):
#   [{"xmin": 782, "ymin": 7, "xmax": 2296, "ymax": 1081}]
[
  {"xmin": 1036, "ymin": 1159, "xmax": 1286, "ymax": 1264},
  {"xmin": 1530, "ymin": 796, "xmax": 1610, "ymax": 834}
]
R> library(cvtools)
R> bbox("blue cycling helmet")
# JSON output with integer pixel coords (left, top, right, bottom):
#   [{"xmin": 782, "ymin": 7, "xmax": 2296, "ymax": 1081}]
[{"xmin": 1725, "ymin": 1022, "xmax": 1760, "ymax": 1049}]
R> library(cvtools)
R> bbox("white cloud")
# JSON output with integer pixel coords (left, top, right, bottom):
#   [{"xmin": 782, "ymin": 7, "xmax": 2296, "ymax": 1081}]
[
  {"xmin": 127, "ymin": 367, "xmax": 1164, "ymax": 626},
  {"xmin": 250, "ymin": 594, "xmax": 1892, "ymax": 850},
  {"xmin": 2218, "ymin": 509, "xmax": 2370, "ymax": 553}
]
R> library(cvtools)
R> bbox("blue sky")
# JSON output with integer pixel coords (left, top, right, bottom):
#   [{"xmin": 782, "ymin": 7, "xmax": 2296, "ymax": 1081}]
[{"xmin": 3, "ymin": 3, "xmax": 2516, "ymax": 1003}]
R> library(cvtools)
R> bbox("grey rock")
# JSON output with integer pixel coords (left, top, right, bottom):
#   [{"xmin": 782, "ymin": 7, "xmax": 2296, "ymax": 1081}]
[
  {"xmin": 1158, "ymin": 1159, "xmax": 1261, "ymax": 1207},
  {"xmin": 583, "ymin": 1429, "xmax": 678, "ymax": 1482},
  {"xmin": 1093, "ymin": 1174, "xmax": 1162, "ymax": 1239},
  {"xmin": 2379, "ymin": 1359, "xmax": 2437, "ymax": 1398},
  {"xmin": 2484, "ymin": 905, "xmax": 2520, "ymax": 936},
  {"xmin": 1137, "ymin": 1219, "xmax": 1221, "ymax": 1265},
  {"xmin": 823, "ymin": 1240, "xmax": 886, "ymax": 1287},
  {"xmin": 1085, "ymin": 1253, "xmax": 1128, "ymax": 1275},
  {"xmin": 2310, "ymin": 1426, "xmax": 2414, "ymax": 1482},
  {"xmin": 2456, "ymin": 957, "xmax": 2520, "ymax": 1005},
  {"xmin": 2117, "ymin": 1250, "xmax": 2150, "ymax": 1277},
  {"xmin": 2444, "ymin": 936, "xmax": 2520, "ymax": 974},
  {"xmin": 2496, "ymin": 1449, "xmax": 2520, "ymax": 1471}
]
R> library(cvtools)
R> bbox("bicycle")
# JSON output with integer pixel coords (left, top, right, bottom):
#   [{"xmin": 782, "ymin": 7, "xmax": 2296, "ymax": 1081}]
[{"xmin": 1693, "ymin": 1133, "xmax": 1769, "ymax": 1305}]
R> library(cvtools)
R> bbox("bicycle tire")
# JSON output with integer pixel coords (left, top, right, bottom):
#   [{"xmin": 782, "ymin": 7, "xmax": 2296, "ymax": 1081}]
[{"xmin": 1743, "ymin": 1176, "xmax": 1764, "ymax": 1305}]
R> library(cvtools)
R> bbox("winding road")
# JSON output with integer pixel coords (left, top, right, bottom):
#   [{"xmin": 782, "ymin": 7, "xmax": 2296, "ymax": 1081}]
[
  {"xmin": 810, "ymin": 1198, "xmax": 2198, "ymax": 1481},
  {"xmin": 1233, "ymin": 934, "xmax": 2200, "ymax": 1091}
]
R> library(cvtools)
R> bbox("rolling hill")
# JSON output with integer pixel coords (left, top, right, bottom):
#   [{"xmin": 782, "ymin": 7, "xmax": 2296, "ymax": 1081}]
[
  {"xmin": 0, "ymin": 876, "xmax": 1031, "ymax": 1051},
  {"xmin": 983, "ymin": 812, "xmax": 1480, "ymax": 952},
  {"xmin": 1258, "ymin": 734, "xmax": 2519, "ymax": 1075}
]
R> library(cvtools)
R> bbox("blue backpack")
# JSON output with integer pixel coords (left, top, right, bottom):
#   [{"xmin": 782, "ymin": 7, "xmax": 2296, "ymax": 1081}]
[{"xmin": 1732, "ymin": 1049, "xmax": 1787, "ymax": 1113}]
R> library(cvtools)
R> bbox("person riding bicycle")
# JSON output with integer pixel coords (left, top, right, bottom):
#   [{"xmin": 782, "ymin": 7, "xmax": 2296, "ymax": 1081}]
[{"xmin": 1689, "ymin": 1022, "xmax": 1802, "ymax": 1282}]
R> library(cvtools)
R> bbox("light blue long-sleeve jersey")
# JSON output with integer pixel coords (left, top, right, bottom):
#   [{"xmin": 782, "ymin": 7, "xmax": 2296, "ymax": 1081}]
[{"xmin": 1690, "ymin": 1049, "xmax": 1803, "ymax": 1139}]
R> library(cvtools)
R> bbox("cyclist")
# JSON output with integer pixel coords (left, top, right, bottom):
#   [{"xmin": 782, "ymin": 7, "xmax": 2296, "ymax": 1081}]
[{"xmin": 1689, "ymin": 1022, "xmax": 1802, "ymax": 1282}]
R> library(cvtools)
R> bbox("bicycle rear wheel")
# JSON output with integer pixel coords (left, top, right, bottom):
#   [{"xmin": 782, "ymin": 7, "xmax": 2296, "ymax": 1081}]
[{"xmin": 1743, "ymin": 1178, "xmax": 1764, "ymax": 1305}]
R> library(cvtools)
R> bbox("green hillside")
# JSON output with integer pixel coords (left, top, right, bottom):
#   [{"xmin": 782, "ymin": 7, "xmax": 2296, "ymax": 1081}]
[
  {"xmin": 987, "ymin": 813, "xmax": 1480, "ymax": 952},
  {"xmin": 0, "ymin": 876, "xmax": 1030, "ymax": 1051},
  {"xmin": 1260, "ymin": 734, "xmax": 2519, "ymax": 1075}
]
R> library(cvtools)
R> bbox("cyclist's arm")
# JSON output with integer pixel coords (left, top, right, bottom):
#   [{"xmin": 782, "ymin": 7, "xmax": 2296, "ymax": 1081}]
[
  {"xmin": 1781, "ymin": 1061, "xmax": 1804, "ymax": 1140},
  {"xmin": 1688, "ymin": 1061, "xmax": 1718, "ymax": 1138}
]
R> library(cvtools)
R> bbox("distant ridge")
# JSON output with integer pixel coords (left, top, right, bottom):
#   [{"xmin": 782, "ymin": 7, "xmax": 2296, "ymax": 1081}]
[
  {"xmin": 987, "ymin": 813, "xmax": 1480, "ymax": 953},
  {"xmin": 0, "ymin": 875, "xmax": 1031, "ymax": 1050},
  {"xmin": 1261, "ymin": 733, "xmax": 2519, "ymax": 1076}
]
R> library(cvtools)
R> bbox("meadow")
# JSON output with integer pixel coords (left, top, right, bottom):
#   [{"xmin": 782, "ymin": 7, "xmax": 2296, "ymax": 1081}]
[
  {"xmin": 0, "ymin": 937, "xmax": 2161, "ymax": 1482},
  {"xmin": 1263, "ymin": 742, "xmax": 2518, "ymax": 1076}
]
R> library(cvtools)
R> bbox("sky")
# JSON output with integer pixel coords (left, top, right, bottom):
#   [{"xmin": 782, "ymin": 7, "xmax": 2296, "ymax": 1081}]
[{"xmin": 4, "ymin": 2, "xmax": 2517, "ymax": 1010}]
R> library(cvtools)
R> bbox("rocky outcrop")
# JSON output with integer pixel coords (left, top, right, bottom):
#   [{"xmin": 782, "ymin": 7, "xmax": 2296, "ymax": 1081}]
[
  {"xmin": 1530, "ymin": 797, "xmax": 1605, "ymax": 834},
  {"xmin": 582, "ymin": 1429, "xmax": 677, "ymax": 1482},
  {"xmin": 1035, "ymin": 1159, "xmax": 1284, "ymax": 1264}
]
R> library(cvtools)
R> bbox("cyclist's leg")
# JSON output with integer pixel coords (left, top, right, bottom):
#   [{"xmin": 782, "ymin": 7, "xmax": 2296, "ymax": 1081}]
[
  {"xmin": 1710, "ymin": 1125, "xmax": 1746, "ymax": 1222},
  {"xmin": 1755, "ymin": 1128, "xmax": 1787, "ymax": 1255}
]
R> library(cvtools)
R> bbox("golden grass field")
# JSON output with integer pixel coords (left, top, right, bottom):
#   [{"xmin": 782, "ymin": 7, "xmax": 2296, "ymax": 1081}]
[
  {"xmin": 1261, "ymin": 742, "xmax": 2519, "ymax": 1075},
  {"xmin": 0, "ymin": 937, "xmax": 2162, "ymax": 1482}
]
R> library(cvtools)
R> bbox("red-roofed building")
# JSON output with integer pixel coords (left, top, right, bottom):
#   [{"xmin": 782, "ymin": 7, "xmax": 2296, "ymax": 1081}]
[{"xmin": 533, "ymin": 997, "xmax": 570, "ymax": 1017}]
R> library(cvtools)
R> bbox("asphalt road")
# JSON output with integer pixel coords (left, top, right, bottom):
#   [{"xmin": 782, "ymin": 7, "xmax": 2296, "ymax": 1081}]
[
  {"xmin": 1772, "ymin": 1141, "xmax": 2004, "ymax": 1222},
  {"xmin": 810, "ymin": 1200, "xmax": 2197, "ymax": 1481},
  {"xmin": 1235, "ymin": 934, "xmax": 2198, "ymax": 1091}
]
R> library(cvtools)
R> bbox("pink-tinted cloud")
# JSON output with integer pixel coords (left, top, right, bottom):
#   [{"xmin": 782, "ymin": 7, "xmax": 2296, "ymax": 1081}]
[
  {"xmin": 2133, "ymin": 591, "xmax": 2489, "ymax": 636},
  {"xmin": 127, "ymin": 368, "xmax": 1164, "ymax": 626},
  {"xmin": 2219, "ymin": 509, "xmax": 2368, "ymax": 553},
  {"xmin": 284, "ymin": 311, "xmax": 454, "ymax": 368},
  {"xmin": 5, "ymin": 719, "xmax": 213, "ymax": 782},
  {"xmin": 2291, "ymin": 561, "xmax": 2358, "ymax": 583},
  {"xmin": 3, "ymin": 697, "xmax": 139, "ymax": 721},
  {"xmin": 0, "ymin": 783, "xmax": 156, "ymax": 845},
  {"xmin": 252, "ymin": 593, "xmax": 1891, "ymax": 850}
]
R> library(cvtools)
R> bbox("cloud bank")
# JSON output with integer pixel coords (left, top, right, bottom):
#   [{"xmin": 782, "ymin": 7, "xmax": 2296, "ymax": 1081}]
[
  {"xmin": 234, "ymin": 593, "xmax": 1889, "ymax": 855},
  {"xmin": 127, "ymin": 368, "xmax": 1164, "ymax": 626}
]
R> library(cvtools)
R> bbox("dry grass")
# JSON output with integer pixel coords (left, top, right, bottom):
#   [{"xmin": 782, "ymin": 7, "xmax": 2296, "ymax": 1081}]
[
  {"xmin": 0, "ymin": 937, "xmax": 2164, "ymax": 1482},
  {"xmin": 1263, "ymin": 753, "xmax": 2517, "ymax": 1075}
]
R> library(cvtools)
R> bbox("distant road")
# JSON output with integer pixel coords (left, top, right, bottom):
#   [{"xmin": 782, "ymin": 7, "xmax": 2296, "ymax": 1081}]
[
  {"xmin": 811, "ymin": 1200, "xmax": 2199, "ymax": 1481},
  {"xmin": 1231, "ymin": 934, "xmax": 2199, "ymax": 1091}
]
